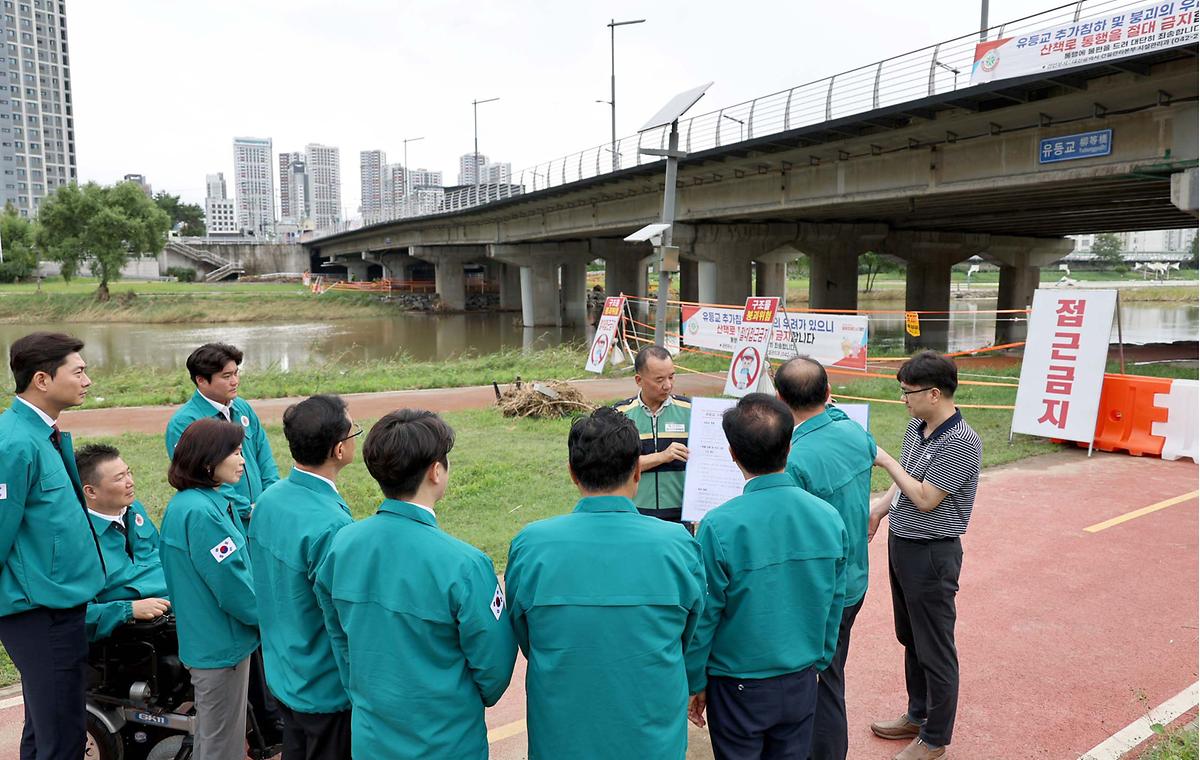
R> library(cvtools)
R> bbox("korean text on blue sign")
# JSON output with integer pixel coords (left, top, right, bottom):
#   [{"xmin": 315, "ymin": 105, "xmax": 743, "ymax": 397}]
[{"xmin": 1039, "ymin": 129, "xmax": 1113, "ymax": 164}]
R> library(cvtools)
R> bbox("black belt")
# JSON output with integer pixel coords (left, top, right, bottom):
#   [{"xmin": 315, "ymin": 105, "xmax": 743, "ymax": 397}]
[{"xmin": 890, "ymin": 532, "xmax": 960, "ymax": 545}]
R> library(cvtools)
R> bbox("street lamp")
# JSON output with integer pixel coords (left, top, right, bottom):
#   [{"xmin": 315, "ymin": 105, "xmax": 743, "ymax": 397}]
[
  {"xmin": 721, "ymin": 113, "xmax": 745, "ymax": 143},
  {"xmin": 472, "ymin": 97, "xmax": 499, "ymax": 197},
  {"xmin": 606, "ymin": 18, "xmax": 645, "ymax": 173},
  {"xmin": 402, "ymin": 136, "xmax": 424, "ymax": 199}
]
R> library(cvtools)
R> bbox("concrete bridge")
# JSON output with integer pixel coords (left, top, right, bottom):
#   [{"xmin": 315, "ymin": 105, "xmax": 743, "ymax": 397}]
[{"xmin": 305, "ymin": 14, "xmax": 1198, "ymax": 349}]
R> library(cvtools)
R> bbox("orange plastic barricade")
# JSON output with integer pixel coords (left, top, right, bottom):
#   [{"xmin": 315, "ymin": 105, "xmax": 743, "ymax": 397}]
[{"xmin": 1057, "ymin": 373, "xmax": 1173, "ymax": 456}]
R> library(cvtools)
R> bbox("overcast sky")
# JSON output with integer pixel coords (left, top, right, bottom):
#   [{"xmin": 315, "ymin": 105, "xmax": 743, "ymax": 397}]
[{"xmin": 69, "ymin": 0, "xmax": 1057, "ymax": 216}]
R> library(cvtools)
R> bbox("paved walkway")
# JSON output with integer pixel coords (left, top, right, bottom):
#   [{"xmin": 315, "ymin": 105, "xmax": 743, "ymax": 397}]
[{"xmin": 1, "ymin": 448, "xmax": 1189, "ymax": 757}]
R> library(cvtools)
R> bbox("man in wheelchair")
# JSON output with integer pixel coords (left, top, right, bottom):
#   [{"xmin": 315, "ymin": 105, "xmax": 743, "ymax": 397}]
[{"xmin": 79, "ymin": 444, "xmax": 280, "ymax": 760}]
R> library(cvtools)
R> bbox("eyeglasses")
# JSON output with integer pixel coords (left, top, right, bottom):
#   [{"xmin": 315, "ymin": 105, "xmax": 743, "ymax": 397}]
[
  {"xmin": 339, "ymin": 423, "xmax": 364, "ymax": 443},
  {"xmin": 899, "ymin": 386, "xmax": 935, "ymax": 398}
]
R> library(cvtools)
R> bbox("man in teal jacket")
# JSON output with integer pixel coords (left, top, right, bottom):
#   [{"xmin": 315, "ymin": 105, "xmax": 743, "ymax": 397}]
[
  {"xmin": 777, "ymin": 356, "xmax": 877, "ymax": 760},
  {"xmin": 315, "ymin": 410, "xmax": 516, "ymax": 760},
  {"xmin": 0, "ymin": 332, "xmax": 106, "ymax": 760},
  {"xmin": 76, "ymin": 443, "xmax": 170, "ymax": 642},
  {"xmin": 165, "ymin": 343, "xmax": 279, "ymax": 527},
  {"xmin": 686, "ymin": 393, "xmax": 847, "ymax": 759},
  {"xmin": 506, "ymin": 406, "xmax": 706, "ymax": 760},
  {"xmin": 249, "ymin": 394, "xmax": 357, "ymax": 759}
]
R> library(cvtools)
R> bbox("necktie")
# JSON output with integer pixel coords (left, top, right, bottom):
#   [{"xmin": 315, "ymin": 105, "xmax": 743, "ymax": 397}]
[
  {"xmin": 50, "ymin": 424, "xmax": 109, "ymax": 573},
  {"xmin": 112, "ymin": 516, "xmax": 127, "ymax": 535},
  {"xmin": 49, "ymin": 424, "xmax": 62, "ymax": 451}
]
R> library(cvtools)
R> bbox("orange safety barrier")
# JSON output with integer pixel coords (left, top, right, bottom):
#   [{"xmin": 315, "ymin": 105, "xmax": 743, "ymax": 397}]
[{"xmin": 1056, "ymin": 374, "xmax": 1172, "ymax": 456}]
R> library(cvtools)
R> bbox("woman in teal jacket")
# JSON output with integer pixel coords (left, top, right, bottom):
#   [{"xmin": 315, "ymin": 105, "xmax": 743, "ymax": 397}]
[{"xmin": 160, "ymin": 418, "xmax": 258, "ymax": 760}]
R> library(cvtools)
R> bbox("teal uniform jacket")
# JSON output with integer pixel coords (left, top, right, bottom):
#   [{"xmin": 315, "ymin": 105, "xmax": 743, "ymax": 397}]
[
  {"xmin": 685, "ymin": 472, "xmax": 848, "ymax": 693},
  {"xmin": 85, "ymin": 499, "xmax": 168, "ymax": 641},
  {"xmin": 314, "ymin": 500, "xmax": 517, "ymax": 759},
  {"xmin": 247, "ymin": 468, "xmax": 353, "ymax": 714},
  {"xmin": 505, "ymin": 495, "xmax": 706, "ymax": 760},
  {"xmin": 159, "ymin": 487, "xmax": 258, "ymax": 669},
  {"xmin": 165, "ymin": 390, "xmax": 279, "ymax": 525},
  {"xmin": 0, "ymin": 399, "xmax": 104, "ymax": 616},
  {"xmin": 787, "ymin": 406, "xmax": 877, "ymax": 606}
]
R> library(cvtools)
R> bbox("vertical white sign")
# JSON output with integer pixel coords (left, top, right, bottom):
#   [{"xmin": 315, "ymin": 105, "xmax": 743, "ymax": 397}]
[
  {"xmin": 681, "ymin": 397, "xmax": 746, "ymax": 523},
  {"xmin": 1012, "ymin": 289, "xmax": 1116, "ymax": 443},
  {"xmin": 585, "ymin": 296, "xmax": 626, "ymax": 374}
]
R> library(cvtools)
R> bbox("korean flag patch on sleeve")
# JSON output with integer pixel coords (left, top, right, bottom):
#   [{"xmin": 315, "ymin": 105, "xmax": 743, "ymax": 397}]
[
  {"xmin": 210, "ymin": 537, "xmax": 238, "ymax": 563},
  {"xmin": 490, "ymin": 584, "xmax": 505, "ymax": 621}
]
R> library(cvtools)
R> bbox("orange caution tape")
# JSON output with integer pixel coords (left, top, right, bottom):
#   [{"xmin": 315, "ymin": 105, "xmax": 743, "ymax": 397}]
[{"xmin": 622, "ymin": 294, "xmax": 1031, "ymax": 316}]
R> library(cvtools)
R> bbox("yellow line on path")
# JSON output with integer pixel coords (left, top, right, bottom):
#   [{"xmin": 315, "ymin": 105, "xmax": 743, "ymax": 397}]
[
  {"xmin": 1084, "ymin": 490, "xmax": 1199, "ymax": 533},
  {"xmin": 487, "ymin": 719, "xmax": 527, "ymax": 744}
]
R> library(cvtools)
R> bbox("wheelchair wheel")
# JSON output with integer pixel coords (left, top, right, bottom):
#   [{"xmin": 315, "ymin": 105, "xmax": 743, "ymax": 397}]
[{"xmin": 84, "ymin": 712, "xmax": 124, "ymax": 760}]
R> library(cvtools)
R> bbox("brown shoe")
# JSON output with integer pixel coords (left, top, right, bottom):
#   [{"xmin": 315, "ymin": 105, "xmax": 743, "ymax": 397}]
[
  {"xmin": 893, "ymin": 738, "xmax": 946, "ymax": 760},
  {"xmin": 870, "ymin": 715, "xmax": 922, "ymax": 740}
]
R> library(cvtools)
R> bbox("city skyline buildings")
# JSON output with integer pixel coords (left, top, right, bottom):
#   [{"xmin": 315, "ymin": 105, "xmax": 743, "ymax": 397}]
[
  {"xmin": 0, "ymin": 0, "xmax": 76, "ymax": 217},
  {"xmin": 232, "ymin": 136, "xmax": 274, "ymax": 238}
]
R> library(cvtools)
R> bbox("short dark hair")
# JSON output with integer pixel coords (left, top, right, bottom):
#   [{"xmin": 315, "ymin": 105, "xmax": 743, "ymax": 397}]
[
  {"xmin": 283, "ymin": 394, "xmax": 351, "ymax": 466},
  {"xmin": 897, "ymin": 350, "xmax": 958, "ymax": 396},
  {"xmin": 568, "ymin": 407, "xmax": 641, "ymax": 492},
  {"xmin": 186, "ymin": 343, "xmax": 243, "ymax": 386},
  {"xmin": 10, "ymin": 332, "xmax": 84, "ymax": 393},
  {"xmin": 635, "ymin": 345, "xmax": 672, "ymax": 374},
  {"xmin": 76, "ymin": 443, "xmax": 121, "ymax": 487},
  {"xmin": 167, "ymin": 418, "xmax": 246, "ymax": 491},
  {"xmin": 722, "ymin": 393, "xmax": 793, "ymax": 476},
  {"xmin": 775, "ymin": 356, "xmax": 829, "ymax": 410},
  {"xmin": 363, "ymin": 409, "xmax": 455, "ymax": 500}
]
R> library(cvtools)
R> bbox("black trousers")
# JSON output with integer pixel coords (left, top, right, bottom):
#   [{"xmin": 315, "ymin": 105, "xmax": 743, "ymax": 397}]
[
  {"xmin": 277, "ymin": 702, "xmax": 352, "ymax": 760},
  {"xmin": 637, "ymin": 506, "xmax": 683, "ymax": 523},
  {"xmin": 809, "ymin": 596, "xmax": 864, "ymax": 760},
  {"xmin": 888, "ymin": 532, "xmax": 963, "ymax": 748},
  {"xmin": 0, "ymin": 606, "xmax": 87, "ymax": 760},
  {"xmin": 707, "ymin": 668, "xmax": 818, "ymax": 760}
]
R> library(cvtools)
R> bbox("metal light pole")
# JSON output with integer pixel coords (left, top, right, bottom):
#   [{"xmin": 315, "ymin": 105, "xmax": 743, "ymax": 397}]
[
  {"xmin": 402, "ymin": 136, "xmax": 424, "ymax": 199},
  {"xmin": 980, "ymin": 0, "xmax": 989, "ymax": 40},
  {"xmin": 472, "ymin": 98, "xmax": 499, "ymax": 198},
  {"xmin": 607, "ymin": 18, "xmax": 645, "ymax": 173}
]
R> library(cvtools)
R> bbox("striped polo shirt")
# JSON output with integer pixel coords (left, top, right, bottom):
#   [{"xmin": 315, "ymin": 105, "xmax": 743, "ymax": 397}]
[
  {"xmin": 614, "ymin": 394, "xmax": 691, "ymax": 512},
  {"xmin": 888, "ymin": 410, "xmax": 982, "ymax": 540}
]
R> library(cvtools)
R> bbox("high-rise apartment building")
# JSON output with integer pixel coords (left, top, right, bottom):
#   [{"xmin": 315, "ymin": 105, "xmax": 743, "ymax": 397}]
[
  {"xmin": 0, "ymin": 1, "xmax": 76, "ymax": 217},
  {"xmin": 233, "ymin": 136, "xmax": 275, "ymax": 238},
  {"xmin": 360, "ymin": 149, "xmax": 386, "ymax": 223},
  {"xmin": 458, "ymin": 153, "xmax": 486, "ymax": 186},
  {"xmin": 306, "ymin": 143, "xmax": 340, "ymax": 230},
  {"xmin": 278, "ymin": 150, "xmax": 308, "ymax": 223},
  {"xmin": 123, "ymin": 173, "xmax": 151, "ymax": 196},
  {"xmin": 481, "ymin": 162, "xmax": 510, "ymax": 185},
  {"xmin": 407, "ymin": 167, "xmax": 443, "ymax": 189},
  {"xmin": 206, "ymin": 172, "xmax": 227, "ymax": 201}
]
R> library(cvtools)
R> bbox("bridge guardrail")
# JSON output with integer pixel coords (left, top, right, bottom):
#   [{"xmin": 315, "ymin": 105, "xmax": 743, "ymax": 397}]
[{"xmin": 312, "ymin": 0, "xmax": 1178, "ymax": 239}]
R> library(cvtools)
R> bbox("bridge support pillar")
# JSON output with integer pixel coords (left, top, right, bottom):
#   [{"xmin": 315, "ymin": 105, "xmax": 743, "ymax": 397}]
[
  {"xmin": 698, "ymin": 261, "xmax": 718, "ymax": 304},
  {"xmin": 498, "ymin": 262, "xmax": 522, "ymax": 310},
  {"xmin": 590, "ymin": 239, "xmax": 650, "ymax": 304},
  {"xmin": 490, "ymin": 242, "xmax": 593, "ymax": 327},
  {"xmin": 679, "ymin": 258, "xmax": 698, "ymax": 303},
  {"xmin": 677, "ymin": 224, "xmax": 805, "ymax": 307},
  {"xmin": 887, "ymin": 231, "xmax": 986, "ymax": 353},
  {"xmin": 981, "ymin": 236, "xmax": 1075, "ymax": 345},
  {"xmin": 377, "ymin": 251, "xmax": 418, "ymax": 281},
  {"xmin": 798, "ymin": 224, "xmax": 888, "ymax": 312},
  {"xmin": 754, "ymin": 245, "xmax": 800, "ymax": 302},
  {"xmin": 343, "ymin": 256, "xmax": 369, "ymax": 282},
  {"xmin": 411, "ymin": 245, "xmax": 486, "ymax": 312}
]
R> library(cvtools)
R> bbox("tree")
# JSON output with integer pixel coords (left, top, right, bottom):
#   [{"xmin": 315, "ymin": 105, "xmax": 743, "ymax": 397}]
[
  {"xmin": 1189, "ymin": 235, "xmax": 1198, "ymax": 269},
  {"xmin": 860, "ymin": 251, "xmax": 884, "ymax": 292},
  {"xmin": 1091, "ymin": 233, "xmax": 1124, "ymax": 270},
  {"xmin": 37, "ymin": 182, "xmax": 172, "ymax": 300},
  {"xmin": 0, "ymin": 203, "xmax": 39, "ymax": 282},
  {"xmin": 153, "ymin": 191, "xmax": 206, "ymax": 237}
]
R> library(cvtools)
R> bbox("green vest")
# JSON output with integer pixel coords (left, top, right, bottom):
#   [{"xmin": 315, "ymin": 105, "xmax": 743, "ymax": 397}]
[
  {"xmin": 248, "ymin": 468, "xmax": 353, "ymax": 714},
  {"xmin": 506, "ymin": 495, "xmax": 705, "ymax": 759},
  {"xmin": 685, "ymin": 472, "xmax": 847, "ymax": 692},
  {"xmin": 85, "ymin": 499, "xmax": 168, "ymax": 641},
  {"xmin": 314, "ymin": 499, "xmax": 516, "ymax": 759},
  {"xmin": 0, "ymin": 399, "xmax": 104, "ymax": 615},
  {"xmin": 614, "ymin": 395, "xmax": 691, "ymax": 512},
  {"xmin": 787, "ymin": 407, "xmax": 877, "ymax": 605},
  {"xmin": 165, "ymin": 390, "xmax": 280, "ymax": 525},
  {"xmin": 160, "ymin": 487, "xmax": 258, "ymax": 669}
]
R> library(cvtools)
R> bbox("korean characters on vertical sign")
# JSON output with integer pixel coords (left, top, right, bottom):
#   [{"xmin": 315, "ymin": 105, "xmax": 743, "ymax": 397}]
[
  {"xmin": 723, "ymin": 297, "xmax": 780, "ymax": 398},
  {"xmin": 585, "ymin": 296, "xmax": 627, "ymax": 373}
]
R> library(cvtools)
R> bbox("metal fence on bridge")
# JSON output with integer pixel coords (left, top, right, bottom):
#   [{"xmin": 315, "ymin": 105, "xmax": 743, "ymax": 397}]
[{"xmin": 314, "ymin": 0, "xmax": 1171, "ymax": 237}]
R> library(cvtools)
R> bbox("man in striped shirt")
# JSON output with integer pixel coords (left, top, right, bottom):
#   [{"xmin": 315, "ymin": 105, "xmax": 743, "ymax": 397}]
[{"xmin": 867, "ymin": 351, "xmax": 982, "ymax": 760}]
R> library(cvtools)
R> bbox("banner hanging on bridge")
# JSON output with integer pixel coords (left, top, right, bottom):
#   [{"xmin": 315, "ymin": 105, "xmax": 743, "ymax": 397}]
[
  {"xmin": 682, "ymin": 304, "xmax": 869, "ymax": 371},
  {"xmin": 970, "ymin": 1, "xmax": 1198, "ymax": 85}
]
